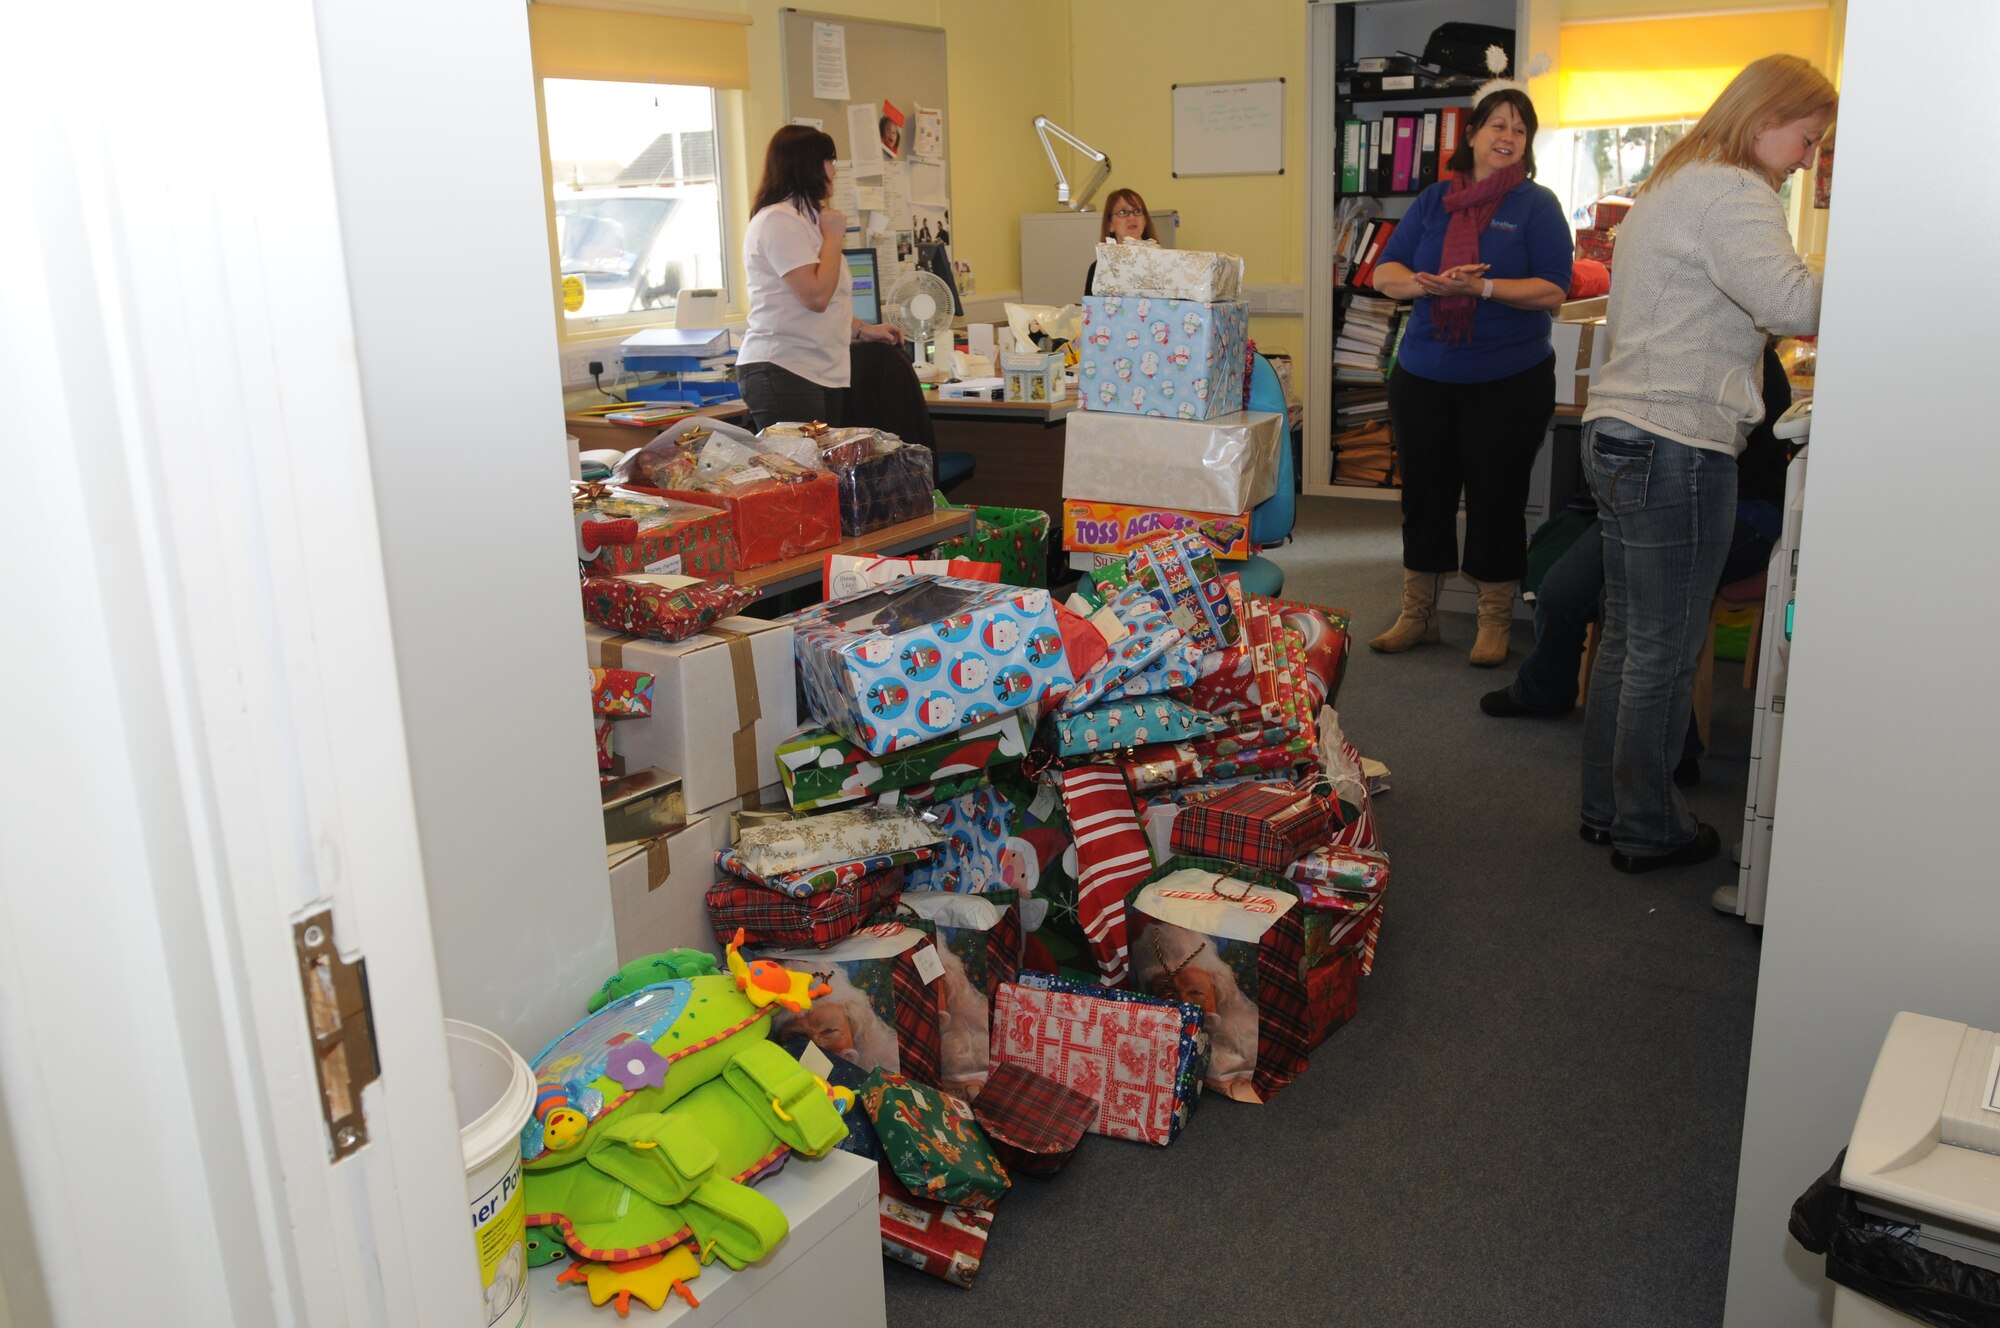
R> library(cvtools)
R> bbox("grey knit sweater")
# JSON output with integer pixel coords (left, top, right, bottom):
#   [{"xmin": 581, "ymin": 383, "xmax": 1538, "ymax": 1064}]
[{"xmin": 1585, "ymin": 161, "xmax": 1821, "ymax": 456}]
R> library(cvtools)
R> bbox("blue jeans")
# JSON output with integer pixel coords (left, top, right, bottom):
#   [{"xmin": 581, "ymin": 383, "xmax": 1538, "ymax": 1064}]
[{"xmin": 1580, "ymin": 420, "xmax": 1737, "ymax": 855}]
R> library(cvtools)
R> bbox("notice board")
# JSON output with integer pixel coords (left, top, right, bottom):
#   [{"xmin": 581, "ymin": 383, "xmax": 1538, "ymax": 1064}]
[{"xmin": 1172, "ymin": 78, "xmax": 1286, "ymax": 177}]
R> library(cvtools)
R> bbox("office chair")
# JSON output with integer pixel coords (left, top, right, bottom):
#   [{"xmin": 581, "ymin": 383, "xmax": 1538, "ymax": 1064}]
[
  {"xmin": 1237, "ymin": 353, "xmax": 1295, "ymax": 598},
  {"xmin": 846, "ymin": 340, "xmax": 975, "ymax": 494}
]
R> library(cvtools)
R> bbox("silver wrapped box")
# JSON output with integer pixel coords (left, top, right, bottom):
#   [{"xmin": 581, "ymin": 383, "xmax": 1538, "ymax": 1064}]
[{"xmin": 1062, "ymin": 409, "xmax": 1283, "ymax": 514}]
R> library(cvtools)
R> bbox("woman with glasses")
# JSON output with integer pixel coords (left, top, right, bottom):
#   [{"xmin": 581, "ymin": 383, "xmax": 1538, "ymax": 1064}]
[
  {"xmin": 1083, "ymin": 188, "xmax": 1157, "ymax": 296},
  {"xmin": 737, "ymin": 125, "xmax": 904, "ymax": 430}
]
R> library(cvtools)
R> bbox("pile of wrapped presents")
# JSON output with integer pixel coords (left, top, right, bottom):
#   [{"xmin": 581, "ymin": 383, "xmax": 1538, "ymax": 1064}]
[{"xmin": 543, "ymin": 246, "xmax": 1387, "ymax": 1305}]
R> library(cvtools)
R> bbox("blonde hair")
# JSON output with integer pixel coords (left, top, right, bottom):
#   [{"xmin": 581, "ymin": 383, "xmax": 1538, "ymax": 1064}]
[{"xmin": 1645, "ymin": 54, "xmax": 1837, "ymax": 192}]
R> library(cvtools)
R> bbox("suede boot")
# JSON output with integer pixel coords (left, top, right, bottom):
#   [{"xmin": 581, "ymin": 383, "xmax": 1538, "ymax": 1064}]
[
  {"xmin": 1467, "ymin": 578, "xmax": 1518, "ymax": 667},
  {"xmin": 1369, "ymin": 570, "xmax": 1444, "ymax": 653}
]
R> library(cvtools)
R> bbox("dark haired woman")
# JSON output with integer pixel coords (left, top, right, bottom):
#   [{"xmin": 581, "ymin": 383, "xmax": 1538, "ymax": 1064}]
[
  {"xmin": 737, "ymin": 125, "xmax": 903, "ymax": 430},
  {"xmin": 1082, "ymin": 187, "xmax": 1157, "ymax": 297},
  {"xmin": 1367, "ymin": 86, "xmax": 1573, "ymax": 666}
]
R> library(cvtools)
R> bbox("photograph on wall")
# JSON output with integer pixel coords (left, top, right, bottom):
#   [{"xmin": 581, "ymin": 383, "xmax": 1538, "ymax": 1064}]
[{"xmin": 879, "ymin": 99, "xmax": 906, "ymax": 160}]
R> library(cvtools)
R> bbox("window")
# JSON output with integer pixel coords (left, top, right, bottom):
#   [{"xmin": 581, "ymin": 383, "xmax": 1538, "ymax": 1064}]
[
  {"xmin": 1558, "ymin": 121, "xmax": 1691, "ymax": 226},
  {"xmin": 545, "ymin": 78, "xmax": 726, "ymax": 328}
]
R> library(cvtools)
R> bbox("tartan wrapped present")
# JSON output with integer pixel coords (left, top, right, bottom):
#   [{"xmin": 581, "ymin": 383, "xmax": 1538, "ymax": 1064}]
[
  {"xmin": 897, "ymin": 891, "xmax": 1024, "ymax": 1099},
  {"xmin": 929, "ymin": 500, "xmax": 1053, "ymax": 589},
  {"xmin": 716, "ymin": 844, "xmax": 939, "ymax": 901},
  {"xmin": 589, "ymin": 667, "xmax": 655, "ymax": 717},
  {"xmin": 580, "ymin": 574, "xmax": 758, "ymax": 643},
  {"xmin": 1298, "ymin": 898, "xmax": 1385, "ymax": 1043},
  {"xmin": 788, "ymin": 577, "xmax": 1074, "ymax": 757},
  {"xmin": 1129, "ymin": 858, "xmax": 1323, "ymax": 1102},
  {"xmin": 861, "ymin": 1070, "xmax": 1011, "ymax": 1210},
  {"xmin": 758, "ymin": 923, "xmax": 944, "ymax": 1085},
  {"xmin": 578, "ymin": 488, "xmax": 738, "ymax": 578},
  {"xmin": 1055, "ymin": 696, "xmax": 1229, "ymax": 758},
  {"xmin": 878, "ymin": 1169, "xmax": 995, "ymax": 1289},
  {"xmin": 775, "ymin": 714, "xmax": 1031, "ymax": 814},
  {"xmin": 703, "ymin": 865, "xmax": 905, "ymax": 950},
  {"xmin": 1125, "ymin": 530, "xmax": 1239, "ymax": 653},
  {"xmin": 970, "ymin": 1061, "xmax": 1096, "ymax": 1177},
  {"xmin": 993, "ymin": 972, "xmax": 1210, "ymax": 1146},
  {"xmin": 1169, "ymin": 780, "xmax": 1340, "ymax": 873},
  {"xmin": 905, "ymin": 785, "xmax": 1018, "ymax": 896}
]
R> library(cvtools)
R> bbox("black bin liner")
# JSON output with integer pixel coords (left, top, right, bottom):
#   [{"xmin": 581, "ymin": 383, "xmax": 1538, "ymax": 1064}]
[{"xmin": 1791, "ymin": 1149, "xmax": 2000, "ymax": 1328}]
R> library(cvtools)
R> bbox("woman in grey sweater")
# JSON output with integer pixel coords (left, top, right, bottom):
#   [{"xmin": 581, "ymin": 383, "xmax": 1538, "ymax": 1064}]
[{"xmin": 1578, "ymin": 54, "xmax": 1836, "ymax": 873}]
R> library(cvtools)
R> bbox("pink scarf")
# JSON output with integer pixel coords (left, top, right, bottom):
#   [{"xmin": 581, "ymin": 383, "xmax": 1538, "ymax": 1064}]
[{"xmin": 1432, "ymin": 163, "xmax": 1526, "ymax": 345}]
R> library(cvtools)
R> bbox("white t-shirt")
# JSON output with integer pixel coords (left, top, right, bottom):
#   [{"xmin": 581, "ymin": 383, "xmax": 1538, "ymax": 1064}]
[{"xmin": 737, "ymin": 200, "xmax": 852, "ymax": 388}]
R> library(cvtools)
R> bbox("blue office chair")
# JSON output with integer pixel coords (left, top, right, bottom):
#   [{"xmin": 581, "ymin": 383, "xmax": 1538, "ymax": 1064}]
[{"xmin": 1237, "ymin": 353, "xmax": 1296, "ymax": 598}]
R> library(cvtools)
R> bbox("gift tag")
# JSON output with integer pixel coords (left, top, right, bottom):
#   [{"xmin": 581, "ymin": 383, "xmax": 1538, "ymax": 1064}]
[
  {"xmin": 642, "ymin": 553, "xmax": 684, "ymax": 575},
  {"xmin": 1027, "ymin": 781, "xmax": 1059, "ymax": 824},
  {"xmin": 912, "ymin": 942, "xmax": 946, "ymax": 985}
]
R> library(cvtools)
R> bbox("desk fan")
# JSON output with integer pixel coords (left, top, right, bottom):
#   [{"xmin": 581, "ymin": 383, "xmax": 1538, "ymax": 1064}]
[{"xmin": 886, "ymin": 269, "xmax": 955, "ymax": 380}]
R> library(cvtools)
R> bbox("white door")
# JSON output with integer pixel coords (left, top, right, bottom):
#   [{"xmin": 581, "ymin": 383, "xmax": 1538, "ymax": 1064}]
[{"xmin": 0, "ymin": 1, "xmax": 482, "ymax": 1322}]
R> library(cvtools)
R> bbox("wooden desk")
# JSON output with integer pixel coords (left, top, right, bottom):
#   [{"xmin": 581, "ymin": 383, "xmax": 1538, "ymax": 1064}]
[
  {"xmin": 566, "ymin": 399, "xmax": 752, "ymax": 454},
  {"xmin": 724, "ymin": 507, "xmax": 974, "ymax": 602},
  {"xmin": 924, "ymin": 394, "xmax": 1074, "ymax": 520}
]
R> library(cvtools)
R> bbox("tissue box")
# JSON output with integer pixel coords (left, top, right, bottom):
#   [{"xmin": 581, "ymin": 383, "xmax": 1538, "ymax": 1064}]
[
  {"xmin": 788, "ymin": 577, "xmax": 1074, "ymax": 757},
  {"xmin": 1061, "ymin": 500, "xmax": 1250, "ymax": 561},
  {"xmin": 1092, "ymin": 241, "xmax": 1245, "ymax": 303},
  {"xmin": 586, "ymin": 618, "xmax": 797, "ymax": 814},
  {"xmin": 651, "ymin": 470, "xmax": 841, "ymax": 569},
  {"xmin": 1063, "ymin": 409, "xmax": 1282, "ymax": 514},
  {"xmin": 1001, "ymin": 351, "xmax": 1065, "ymax": 404},
  {"xmin": 1076, "ymin": 296, "xmax": 1249, "ymax": 420}
]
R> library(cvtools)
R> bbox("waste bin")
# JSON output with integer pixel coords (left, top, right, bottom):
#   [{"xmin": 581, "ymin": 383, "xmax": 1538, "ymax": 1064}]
[{"xmin": 1790, "ymin": 1012, "xmax": 2000, "ymax": 1328}]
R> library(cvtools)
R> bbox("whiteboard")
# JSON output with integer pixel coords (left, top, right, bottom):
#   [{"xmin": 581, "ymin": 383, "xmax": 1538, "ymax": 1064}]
[{"xmin": 1172, "ymin": 79, "xmax": 1285, "ymax": 177}]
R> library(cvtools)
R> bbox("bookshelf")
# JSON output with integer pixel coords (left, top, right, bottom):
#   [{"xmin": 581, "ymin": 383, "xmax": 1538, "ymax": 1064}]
[{"xmin": 1304, "ymin": 0, "xmax": 1528, "ymax": 500}]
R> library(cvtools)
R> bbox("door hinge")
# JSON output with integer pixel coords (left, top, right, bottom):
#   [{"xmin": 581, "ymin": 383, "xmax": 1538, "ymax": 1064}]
[{"xmin": 294, "ymin": 908, "xmax": 379, "ymax": 1161}]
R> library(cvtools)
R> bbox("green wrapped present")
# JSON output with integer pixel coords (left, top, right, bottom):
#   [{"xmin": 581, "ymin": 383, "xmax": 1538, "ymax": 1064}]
[
  {"xmin": 930, "ymin": 495, "xmax": 1052, "ymax": 589},
  {"xmin": 861, "ymin": 1069, "xmax": 1011, "ymax": 1211},
  {"xmin": 776, "ymin": 714, "xmax": 1032, "ymax": 813}
]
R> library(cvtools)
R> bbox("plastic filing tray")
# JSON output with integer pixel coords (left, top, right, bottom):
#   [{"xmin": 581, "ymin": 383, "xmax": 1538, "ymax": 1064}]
[
  {"xmin": 1843, "ymin": 1012, "xmax": 2000, "ymax": 1232},
  {"xmin": 625, "ymin": 349, "xmax": 743, "ymax": 404}
]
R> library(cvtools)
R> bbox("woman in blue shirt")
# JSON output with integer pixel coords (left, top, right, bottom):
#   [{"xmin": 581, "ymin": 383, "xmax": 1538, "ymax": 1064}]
[{"xmin": 1367, "ymin": 86, "xmax": 1573, "ymax": 667}]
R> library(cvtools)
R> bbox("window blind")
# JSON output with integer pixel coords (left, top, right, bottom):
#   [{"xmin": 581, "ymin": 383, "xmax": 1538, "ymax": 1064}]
[
  {"xmin": 528, "ymin": 3, "xmax": 751, "ymax": 90},
  {"xmin": 1558, "ymin": 5, "xmax": 1831, "ymax": 127}
]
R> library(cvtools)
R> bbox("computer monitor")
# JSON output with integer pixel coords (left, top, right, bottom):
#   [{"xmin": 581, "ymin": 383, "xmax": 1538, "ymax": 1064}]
[
  {"xmin": 843, "ymin": 247, "xmax": 882, "ymax": 324},
  {"xmin": 917, "ymin": 242, "xmax": 963, "ymax": 318}
]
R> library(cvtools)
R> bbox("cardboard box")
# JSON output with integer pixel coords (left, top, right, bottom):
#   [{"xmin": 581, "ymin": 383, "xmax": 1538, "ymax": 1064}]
[
  {"xmin": 1076, "ymin": 296, "xmax": 1250, "ymax": 420},
  {"xmin": 1063, "ymin": 409, "xmax": 1282, "ymax": 513},
  {"xmin": 606, "ymin": 815, "xmax": 726, "ymax": 961},
  {"xmin": 585, "ymin": 617, "xmax": 797, "ymax": 814},
  {"xmin": 1060, "ymin": 499, "xmax": 1251, "ymax": 561},
  {"xmin": 1550, "ymin": 316, "xmax": 1613, "ymax": 408}
]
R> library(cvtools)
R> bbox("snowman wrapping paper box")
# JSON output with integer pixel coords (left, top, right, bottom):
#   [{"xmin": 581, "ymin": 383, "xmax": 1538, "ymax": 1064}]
[
  {"xmin": 788, "ymin": 576, "xmax": 1076, "ymax": 758},
  {"xmin": 1075, "ymin": 295, "xmax": 1250, "ymax": 421}
]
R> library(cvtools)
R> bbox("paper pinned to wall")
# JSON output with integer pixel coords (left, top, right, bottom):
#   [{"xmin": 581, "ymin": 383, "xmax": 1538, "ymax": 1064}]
[
  {"xmin": 909, "ymin": 161, "xmax": 947, "ymax": 207},
  {"xmin": 853, "ymin": 183, "xmax": 886, "ymax": 213},
  {"xmin": 791, "ymin": 116, "xmax": 824, "ymax": 130},
  {"xmin": 912, "ymin": 105, "xmax": 944, "ymax": 161},
  {"xmin": 829, "ymin": 167, "xmax": 862, "ymax": 240},
  {"xmin": 811, "ymin": 22, "xmax": 849, "ymax": 100},
  {"xmin": 846, "ymin": 103, "xmax": 883, "ymax": 175}
]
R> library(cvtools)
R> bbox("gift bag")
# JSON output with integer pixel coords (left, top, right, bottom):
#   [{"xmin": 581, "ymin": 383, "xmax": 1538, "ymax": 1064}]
[
  {"xmin": 992, "ymin": 972, "xmax": 1209, "ymax": 1146},
  {"xmin": 861, "ymin": 1070, "xmax": 1011, "ymax": 1210},
  {"xmin": 777, "ymin": 1035, "xmax": 883, "ymax": 1162},
  {"xmin": 1127, "ymin": 860, "xmax": 1324, "ymax": 1104},
  {"xmin": 703, "ymin": 865, "xmax": 905, "ymax": 950},
  {"xmin": 970, "ymin": 1062, "xmax": 1096, "ymax": 1177},
  {"xmin": 878, "ymin": 1170, "xmax": 995, "ymax": 1290},
  {"xmin": 758, "ymin": 923, "xmax": 944, "ymax": 1085},
  {"xmin": 897, "ymin": 891, "xmax": 1024, "ymax": 1099},
  {"xmin": 929, "ymin": 501, "xmax": 1053, "ymax": 588}
]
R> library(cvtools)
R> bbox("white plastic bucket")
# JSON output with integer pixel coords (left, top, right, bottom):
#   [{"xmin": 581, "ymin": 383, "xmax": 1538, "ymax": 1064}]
[{"xmin": 446, "ymin": 1019, "xmax": 537, "ymax": 1328}]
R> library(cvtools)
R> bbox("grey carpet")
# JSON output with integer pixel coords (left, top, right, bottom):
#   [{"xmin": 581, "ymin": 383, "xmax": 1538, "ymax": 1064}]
[{"xmin": 883, "ymin": 496, "xmax": 1761, "ymax": 1327}]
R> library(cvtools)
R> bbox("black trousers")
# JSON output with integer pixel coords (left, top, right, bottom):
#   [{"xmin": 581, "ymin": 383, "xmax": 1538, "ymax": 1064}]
[
  {"xmin": 738, "ymin": 360, "xmax": 847, "ymax": 432},
  {"xmin": 1387, "ymin": 353, "xmax": 1555, "ymax": 582}
]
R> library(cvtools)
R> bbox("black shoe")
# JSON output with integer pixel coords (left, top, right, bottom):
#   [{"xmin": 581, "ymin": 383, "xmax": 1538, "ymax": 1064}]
[
  {"xmin": 1673, "ymin": 756, "xmax": 1701, "ymax": 788},
  {"xmin": 1579, "ymin": 823, "xmax": 1612, "ymax": 846},
  {"xmin": 1481, "ymin": 687, "xmax": 1572, "ymax": 718},
  {"xmin": 1611, "ymin": 822, "xmax": 1722, "ymax": 874}
]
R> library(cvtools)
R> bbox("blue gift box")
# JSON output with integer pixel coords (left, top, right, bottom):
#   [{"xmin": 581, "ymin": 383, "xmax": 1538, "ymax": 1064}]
[
  {"xmin": 788, "ymin": 576, "xmax": 1075, "ymax": 757},
  {"xmin": 1076, "ymin": 296, "xmax": 1250, "ymax": 421}
]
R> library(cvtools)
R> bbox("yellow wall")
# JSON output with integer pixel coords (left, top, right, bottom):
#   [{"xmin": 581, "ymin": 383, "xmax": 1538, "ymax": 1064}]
[
  {"xmin": 650, "ymin": 0, "xmax": 1070, "ymax": 305},
  {"xmin": 1066, "ymin": 0, "xmax": 1308, "ymax": 354}
]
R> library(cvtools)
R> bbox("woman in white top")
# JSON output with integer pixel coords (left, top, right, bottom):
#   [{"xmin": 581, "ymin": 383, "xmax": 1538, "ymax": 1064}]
[
  {"xmin": 1577, "ymin": 55, "xmax": 1834, "ymax": 873},
  {"xmin": 737, "ymin": 126, "xmax": 903, "ymax": 430}
]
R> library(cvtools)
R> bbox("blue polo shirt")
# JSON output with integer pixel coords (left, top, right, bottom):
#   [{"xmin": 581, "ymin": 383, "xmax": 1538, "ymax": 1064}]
[{"xmin": 1378, "ymin": 178, "xmax": 1574, "ymax": 384}]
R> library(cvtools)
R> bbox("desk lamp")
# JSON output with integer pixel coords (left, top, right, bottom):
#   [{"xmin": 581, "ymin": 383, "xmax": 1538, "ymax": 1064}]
[{"xmin": 1033, "ymin": 117, "xmax": 1111, "ymax": 212}]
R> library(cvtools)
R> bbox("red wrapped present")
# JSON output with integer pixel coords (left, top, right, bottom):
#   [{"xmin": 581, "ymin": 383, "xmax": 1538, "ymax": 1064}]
[
  {"xmin": 1287, "ymin": 843, "xmax": 1390, "ymax": 912},
  {"xmin": 594, "ymin": 716, "xmax": 615, "ymax": 773},
  {"xmin": 1181, "ymin": 596, "xmax": 1284, "ymax": 723},
  {"xmin": 580, "ymin": 574, "xmax": 758, "ymax": 642},
  {"xmin": 1255, "ymin": 597, "xmax": 1352, "ymax": 712},
  {"xmin": 970, "ymin": 1062, "xmax": 1095, "ymax": 1177},
  {"xmin": 703, "ymin": 866, "xmax": 905, "ymax": 950},
  {"xmin": 878, "ymin": 1169, "xmax": 993, "ymax": 1289},
  {"xmin": 651, "ymin": 469, "xmax": 841, "ymax": 570},
  {"xmin": 589, "ymin": 667, "xmax": 655, "ymax": 717},
  {"xmin": 1302, "ymin": 897, "xmax": 1384, "ymax": 1044},
  {"xmin": 1170, "ymin": 780, "xmax": 1339, "ymax": 872},
  {"xmin": 579, "ymin": 489, "xmax": 737, "ymax": 578}
]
